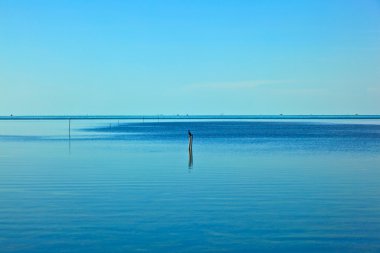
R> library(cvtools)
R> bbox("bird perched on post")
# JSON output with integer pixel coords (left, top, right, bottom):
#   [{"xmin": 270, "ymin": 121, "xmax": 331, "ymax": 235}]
[{"xmin": 188, "ymin": 130, "xmax": 193, "ymax": 152}]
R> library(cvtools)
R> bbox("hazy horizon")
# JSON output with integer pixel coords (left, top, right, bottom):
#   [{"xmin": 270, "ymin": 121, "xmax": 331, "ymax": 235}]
[{"xmin": 2, "ymin": 113, "xmax": 380, "ymax": 117}]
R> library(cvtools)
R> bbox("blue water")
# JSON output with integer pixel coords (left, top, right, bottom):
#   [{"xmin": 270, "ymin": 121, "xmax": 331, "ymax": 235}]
[{"xmin": 1, "ymin": 119, "xmax": 380, "ymax": 252}]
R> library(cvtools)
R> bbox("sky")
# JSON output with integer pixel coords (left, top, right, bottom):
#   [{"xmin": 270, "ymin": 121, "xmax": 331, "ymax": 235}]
[{"xmin": 0, "ymin": 0, "xmax": 379, "ymax": 115}]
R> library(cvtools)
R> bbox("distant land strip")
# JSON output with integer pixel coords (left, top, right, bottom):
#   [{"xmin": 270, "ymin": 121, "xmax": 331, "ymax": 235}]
[{"xmin": 1, "ymin": 115, "xmax": 380, "ymax": 120}]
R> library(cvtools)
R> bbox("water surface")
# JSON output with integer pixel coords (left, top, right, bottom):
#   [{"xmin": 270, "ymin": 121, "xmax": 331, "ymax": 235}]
[{"xmin": 1, "ymin": 119, "xmax": 380, "ymax": 252}]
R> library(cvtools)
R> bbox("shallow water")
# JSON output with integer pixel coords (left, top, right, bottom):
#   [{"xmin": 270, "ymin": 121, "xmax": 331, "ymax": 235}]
[{"xmin": 1, "ymin": 119, "xmax": 380, "ymax": 252}]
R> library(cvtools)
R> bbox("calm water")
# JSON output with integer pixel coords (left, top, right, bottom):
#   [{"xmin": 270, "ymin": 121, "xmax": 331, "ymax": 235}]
[{"xmin": 1, "ymin": 119, "xmax": 380, "ymax": 252}]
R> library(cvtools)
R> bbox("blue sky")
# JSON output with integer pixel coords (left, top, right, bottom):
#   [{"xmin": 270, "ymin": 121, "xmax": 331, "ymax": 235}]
[{"xmin": 1, "ymin": 0, "xmax": 379, "ymax": 115}]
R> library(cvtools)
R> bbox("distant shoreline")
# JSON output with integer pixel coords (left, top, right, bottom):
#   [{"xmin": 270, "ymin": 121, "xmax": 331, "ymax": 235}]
[{"xmin": 1, "ymin": 115, "xmax": 380, "ymax": 120}]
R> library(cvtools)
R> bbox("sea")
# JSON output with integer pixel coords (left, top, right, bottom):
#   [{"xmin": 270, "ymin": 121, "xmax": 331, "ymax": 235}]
[{"xmin": 1, "ymin": 116, "xmax": 380, "ymax": 252}]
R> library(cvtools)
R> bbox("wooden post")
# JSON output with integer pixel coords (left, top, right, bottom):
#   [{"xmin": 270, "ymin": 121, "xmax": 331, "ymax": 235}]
[
  {"xmin": 188, "ymin": 133, "xmax": 193, "ymax": 168},
  {"xmin": 188, "ymin": 134, "xmax": 193, "ymax": 153}
]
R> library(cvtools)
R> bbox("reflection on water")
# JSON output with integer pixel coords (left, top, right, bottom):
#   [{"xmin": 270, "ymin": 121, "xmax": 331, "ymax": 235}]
[
  {"xmin": 1, "ymin": 119, "xmax": 380, "ymax": 253},
  {"xmin": 188, "ymin": 148, "xmax": 193, "ymax": 169}
]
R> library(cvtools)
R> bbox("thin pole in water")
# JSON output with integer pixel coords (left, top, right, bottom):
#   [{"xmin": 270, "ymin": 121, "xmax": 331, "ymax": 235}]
[
  {"xmin": 68, "ymin": 119, "xmax": 72, "ymax": 154},
  {"xmin": 68, "ymin": 119, "xmax": 71, "ymax": 139}
]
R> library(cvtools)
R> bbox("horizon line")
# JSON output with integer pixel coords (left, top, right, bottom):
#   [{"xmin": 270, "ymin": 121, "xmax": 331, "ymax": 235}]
[{"xmin": 1, "ymin": 114, "xmax": 380, "ymax": 120}]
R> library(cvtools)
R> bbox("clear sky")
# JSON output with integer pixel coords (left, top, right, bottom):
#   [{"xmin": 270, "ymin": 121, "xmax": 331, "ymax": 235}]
[{"xmin": 1, "ymin": 0, "xmax": 379, "ymax": 115}]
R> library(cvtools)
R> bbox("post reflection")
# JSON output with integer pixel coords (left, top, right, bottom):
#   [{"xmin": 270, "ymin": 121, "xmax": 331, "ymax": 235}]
[{"xmin": 188, "ymin": 148, "xmax": 193, "ymax": 169}]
